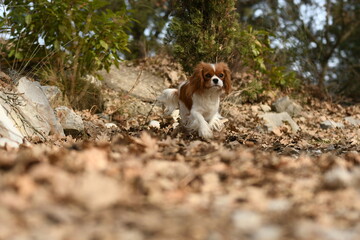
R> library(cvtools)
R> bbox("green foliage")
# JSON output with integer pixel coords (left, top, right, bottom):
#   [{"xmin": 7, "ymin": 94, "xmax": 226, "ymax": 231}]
[
  {"xmin": 167, "ymin": 0, "xmax": 242, "ymax": 73},
  {"xmin": 239, "ymin": 0, "xmax": 360, "ymax": 99},
  {"xmin": 166, "ymin": 0, "xmax": 297, "ymax": 94},
  {"xmin": 0, "ymin": 0, "xmax": 130, "ymax": 109},
  {"xmin": 124, "ymin": 0, "xmax": 174, "ymax": 59}
]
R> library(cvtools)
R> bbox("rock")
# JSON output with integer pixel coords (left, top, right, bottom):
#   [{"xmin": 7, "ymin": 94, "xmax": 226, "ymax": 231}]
[
  {"xmin": 0, "ymin": 137, "xmax": 21, "ymax": 148},
  {"xmin": 252, "ymin": 225, "xmax": 283, "ymax": 240},
  {"xmin": 17, "ymin": 77, "xmax": 64, "ymax": 136},
  {"xmin": 71, "ymin": 172, "xmax": 120, "ymax": 210},
  {"xmin": 0, "ymin": 77, "xmax": 65, "ymax": 144},
  {"xmin": 323, "ymin": 167, "xmax": 353, "ymax": 189},
  {"xmin": 320, "ymin": 120, "xmax": 344, "ymax": 129},
  {"xmin": 41, "ymin": 85, "xmax": 63, "ymax": 108},
  {"xmin": 55, "ymin": 106, "xmax": 84, "ymax": 136},
  {"xmin": 0, "ymin": 103, "xmax": 24, "ymax": 147},
  {"xmin": 260, "ymin": 112, "xmax": 300, "ymax": 133},
  {"xmin": 260, "ymin": 104, "xmax": 271, "ymax": 112},
  {"xmin": 149, "ymin": 120, "xmax": 160, "ymax": 129},
  {"xmin": 105, "ymin": 123, "xmax": 118, "ymax": 129},
  {"xmin": 345, "ymin": 116, "xmax": 360, "ymax": 126},
  {"xmin": 232, "ymin": 210, "xmax": 263, "ymax": 232},
  {"xmin": 272, "ymin": 96, "xmax": 302, "ymax": 117},
  {"xmin": 267, "ymin": 199, "xmax": 292, "ymax": 212},
  {"xmin": 100, "ymin": 64, "xmax": 170, "ymax": 101},
  {"xmin": 295, "ymin": 220, "xmax": 356, "ymax": 240}
]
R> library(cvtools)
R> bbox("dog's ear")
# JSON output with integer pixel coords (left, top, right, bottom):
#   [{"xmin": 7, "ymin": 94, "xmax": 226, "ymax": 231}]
[
  {"xmin": 219, "ymin": 62, "xmax": 232, "ymax": 94},
  {"xmin": 187, "ymin": 62, "xmax": 205, "ymax": 96}
]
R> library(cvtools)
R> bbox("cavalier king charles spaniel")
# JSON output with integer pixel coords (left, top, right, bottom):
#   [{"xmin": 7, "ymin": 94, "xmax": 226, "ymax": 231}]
[{"xmin": 158, "ymin": 62, "xmax": 232, "ymax": 138}]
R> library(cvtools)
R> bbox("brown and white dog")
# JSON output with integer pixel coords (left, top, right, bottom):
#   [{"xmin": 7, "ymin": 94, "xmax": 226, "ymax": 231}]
[{"xmin": 158, "ymin": 62, "xmax": 232, "ymax": 138}]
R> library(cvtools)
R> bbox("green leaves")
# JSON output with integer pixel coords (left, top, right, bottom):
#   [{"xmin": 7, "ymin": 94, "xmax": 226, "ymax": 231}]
[
  {"xmin": 25, "ymin": 14, "xmax": 31, "ymax": 25},
  {"xmin": 0, "ymin": 0, "xmax": 130, "ymax": 109},
  {"xmin": 99, "ymin": 40, "xmax": 109, "ymax": 50}
]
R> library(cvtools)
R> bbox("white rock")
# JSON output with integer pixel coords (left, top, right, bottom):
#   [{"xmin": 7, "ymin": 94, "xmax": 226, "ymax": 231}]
[
  {"xmin": 323, "ymin": 167, "xmax": 353, "ymax": 189},
  {"xmin": 55, "ymin": 106, "xmax": 84, "ymax": 134},
  {"xmin": 252, "ymin": 225, "xmax": 283, "ymax": 240},
  {"xmin": 267, "ymin": 199, "xmax": 292, "ymax": 212},
  {"xmin": 0, "ymin": 138, "xmax": 20, "ymax": 148},
  {"xmin": 0, "ymin": 77, "xmax": 65, "ymax": 145},
  {"xmin": 41, "ymin": 85, "xmax": 62, "ymax": 108},
  {"xmin": 232, "ymin": 210, "xmax": 262, "ymax": 232},
  {"xmin": 260, "ymin": 112, "xmax": 300, "ymax": 133},
  {"xmin": 260, "ymin": 104, "xmax": 271, "ymax": 112},
  {"xmin": 272, "ymin": 96, "xmax": 302, "ymax": 117},
  {"xmin": 345, "ymin": 116, "xmax": 360, "ymax": 126},
  {"xmin": 105, "ymin": 123, "xmax": 118, "ymax": 129},
  {"xmin": 17, "ymin": 77, "xmax": 64, "ymax": 136},
  {"xmin": 0, "ymin": 103, "xmax": 24, "ymax": 146},
  {"xmin": 320, "ymin": 120, "xmax": 344, "ymax": 129},
  {"xmin": 295, "ymin": 220, "xmax": 356, "ymax": 240},
  {"xmin": 149, "ymin": 120, "xmax": 160, "ymax": 129}
]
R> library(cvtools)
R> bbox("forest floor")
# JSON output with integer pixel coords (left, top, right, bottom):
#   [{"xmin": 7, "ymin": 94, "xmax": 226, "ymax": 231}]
[{"xmin": 1, "ymin": 58, "xmax": 360, "ymax": 240}]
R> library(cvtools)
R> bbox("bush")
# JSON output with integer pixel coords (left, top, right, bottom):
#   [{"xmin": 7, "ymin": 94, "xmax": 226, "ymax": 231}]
[
  {"xmin": 0, "ymin": 0, "xmax": 130, "ymax": 109},
  {"xmin": 166, "ymin": 0, "xmax": 298, "ymax": 94}
]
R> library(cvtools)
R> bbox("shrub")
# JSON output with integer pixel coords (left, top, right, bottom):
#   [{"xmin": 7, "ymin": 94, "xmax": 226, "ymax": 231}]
[
  {"xmin": 0, "ymin": 0, "xmax": 130, "ymax": 109},
  {"xmin": 166, "ymin": 0, "xmax": 298, "ymax": 95}
]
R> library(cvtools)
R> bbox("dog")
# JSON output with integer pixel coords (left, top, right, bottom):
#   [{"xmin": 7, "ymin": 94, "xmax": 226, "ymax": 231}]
[{"xmin": 158, "ymin": 62, "xmax": 232, "ymax": 138}]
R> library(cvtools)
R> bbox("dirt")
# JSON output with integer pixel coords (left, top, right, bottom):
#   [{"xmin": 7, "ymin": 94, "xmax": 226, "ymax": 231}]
[{"xmin": 1, "ymin": 57, "xmax": 360, "ymax": 240}]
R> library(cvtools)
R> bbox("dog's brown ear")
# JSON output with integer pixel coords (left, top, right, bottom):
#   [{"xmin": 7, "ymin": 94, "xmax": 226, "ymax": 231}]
[
  {"xmin": 187, "ymin": 62, "xmax": 205, "ymax": 96},
  {"xmin": 218, "ymin": 62, "xmax": 232, "ymax": 94}
]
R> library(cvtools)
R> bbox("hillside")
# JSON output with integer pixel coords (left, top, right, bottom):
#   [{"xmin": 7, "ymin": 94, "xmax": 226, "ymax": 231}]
[{"xmin": 1, "ymin": 57, "xmax": 360, "ymax": 240}]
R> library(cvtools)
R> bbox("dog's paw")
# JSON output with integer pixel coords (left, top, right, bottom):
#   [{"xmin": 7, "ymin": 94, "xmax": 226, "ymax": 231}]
[
  {"xmin": 209, "ymin": 118, "xmax": 224, "ymax": 131},
  {"xmin": 199, "ymin": 125, "xmax": 213, "ymax": 139}
]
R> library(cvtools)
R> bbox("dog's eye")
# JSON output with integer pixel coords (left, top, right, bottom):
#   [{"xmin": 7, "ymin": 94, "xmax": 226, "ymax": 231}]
[
  {"xmin": 219, "ymin": 73, "xmax": 224, "ymax": 78},
  {"xmin": 205, "ymin": 73, "xmax": 212, "ymax": 78}
]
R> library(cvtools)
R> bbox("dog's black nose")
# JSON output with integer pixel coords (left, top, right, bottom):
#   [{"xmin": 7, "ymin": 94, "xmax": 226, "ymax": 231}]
[{"xmin": 213, "ymin": 78, "xmax": 219, "ymax": 84}]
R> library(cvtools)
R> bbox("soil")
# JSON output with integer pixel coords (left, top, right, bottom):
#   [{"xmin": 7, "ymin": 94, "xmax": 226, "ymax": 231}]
[{"xmin": 1, "ymin": 57, "xmax": 360, "ymax": 240}]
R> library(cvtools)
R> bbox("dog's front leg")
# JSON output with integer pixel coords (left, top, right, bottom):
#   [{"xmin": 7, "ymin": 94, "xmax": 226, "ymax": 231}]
[{"xmin": 190, "ymin": 110, "xmax": 213, "ymax": 139}]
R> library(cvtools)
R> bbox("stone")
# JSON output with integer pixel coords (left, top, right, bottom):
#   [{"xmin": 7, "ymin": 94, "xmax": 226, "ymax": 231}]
[
  {"xmin": 323, "ymin": 167, "xmax": 353, "ymax": 189},
  {"xmin": 149, "ymin": 120, "xmax": 160, "ymax": 129},
  {"xmin": 100, "ymin": 64, "xmax": 170, "ymax": 101},
  {"xmin": 267, "ymin": 199, "xmax": 291, "ymax": 212},
  {"xmin": 0, "ymin": 138, "xmax": 21, "ymax": 148},
  {"xmin": 0, "ymin": 77, "xmax": 65, "ymax": 143},
  {"xmin": 272, "ymin": 96, "xmax": 302, "ymax": 117},
  {"xmin": 0, "ymin": 103, "xmax": 24, "ymax": 147},
  {"xmin": 232, "ymin": 210, "xmax": 262, "ymax": 232},
  {"xmin": 17, "ymin": 77, "xmax": 64, "ymax": 136},
  {"xmin": 260, "ymin": 104, "xmax": 271, "ymax": 112},
  {"xmin": 260, "ymin": 112, "xmax": 300, "ymax": 133},
  {"xmin": 320, "ymin": 120, "xmax": 344, "ymax": 129},
  {"xmin": 41, "ymin": 85, "xmax": 63, "ymax": 108},
  {"xmin": 345, "ymin": 116, "xmax": 360, "ymax": 126},
  {"xmin": 105, "ymin": 123, "xmax": 118, "ymax": 129},
  {"xmin": 55, "ymin": 106, "xmax": 84, "ymax": 136},
  {"xmin": 252, "ymin": 225, "xmax": 283, "ymax": 240}
]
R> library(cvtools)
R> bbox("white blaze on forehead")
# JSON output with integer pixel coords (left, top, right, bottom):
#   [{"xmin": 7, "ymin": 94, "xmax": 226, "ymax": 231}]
[{"xmin": 211, "ymin": 63, "xmax": 216, "ymax": 71}]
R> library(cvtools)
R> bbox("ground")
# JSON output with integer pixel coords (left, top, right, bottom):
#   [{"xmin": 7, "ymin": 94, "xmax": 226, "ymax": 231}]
[{"xmin": 1, "ymin": 58, "xmax": 360, "ymax": 240}]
